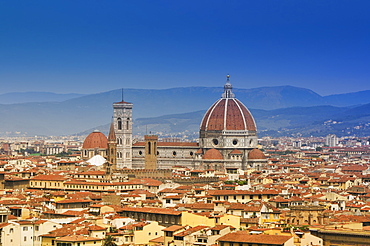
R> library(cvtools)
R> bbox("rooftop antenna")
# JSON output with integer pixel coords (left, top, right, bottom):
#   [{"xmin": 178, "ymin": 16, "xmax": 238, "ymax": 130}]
[{"xmin": 121, "ymin": 88, "xmax": 124, "ymax": 102}]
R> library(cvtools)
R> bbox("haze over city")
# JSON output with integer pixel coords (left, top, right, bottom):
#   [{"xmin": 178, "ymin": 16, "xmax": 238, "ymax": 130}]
[{"xmin": 1, "ymin": 1, "xmax": 369, "ymax": 96}]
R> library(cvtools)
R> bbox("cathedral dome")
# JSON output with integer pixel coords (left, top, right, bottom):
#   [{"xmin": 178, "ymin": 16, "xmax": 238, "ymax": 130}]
[
  {"xmin": 203, "ymin": 148, "xmax": 223, "ymax": 160},
  {"xmin": 248, "ymin": 148, "xmax": 266, "ymax": 160},
  {"xmin": 200, "ymin": 76, "xmax": 256, "ymax": 132},
  {"xmin": 82, "ymin": 130, "xmax": 108, "ymax": 149}
]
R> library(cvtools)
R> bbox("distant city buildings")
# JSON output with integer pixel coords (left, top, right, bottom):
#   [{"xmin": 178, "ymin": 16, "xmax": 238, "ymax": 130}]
[
  {"xmin": 0, "ymin": 76, "xmax": 369, "ymax": 246},
  {"xmin": 326, "ymin": 134, "xmax": 338, "ymax": 147}
]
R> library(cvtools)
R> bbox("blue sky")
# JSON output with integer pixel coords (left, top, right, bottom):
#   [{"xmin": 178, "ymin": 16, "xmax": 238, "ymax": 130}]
[{"xmin": 0, "ymin": 0, "xmax": 369, "ymax": 95}]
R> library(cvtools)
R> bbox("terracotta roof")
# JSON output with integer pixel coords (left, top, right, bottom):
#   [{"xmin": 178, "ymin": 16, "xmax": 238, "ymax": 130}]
[
  {"xmin": 56, "ymin": 199, "xmax": 92, "ymax": 204},
  {"xmin": 240, "ymin": 217, "xmax": 259, "ymax": 223},
  {"xmin": 75, "ymin": 171, "xmax": 106, "ymax": 175},
  {"xmin": 42, "ymin": 225, "xmax": 77, "ymax": 238},
  {"xmin": 120, "ymin": 207, "xmax": 182, "ymax": 215},
  {"xmin": 120, "ymin": 222, "xmax": 147, "ymax": 230},
  {"xmin": 30, "ymin": 174, "xmax": 66, "ymax": 181},
  {"xmin": 177, "ymin": 203, "xmax": 214, "ymax": 210},
  {"xmin": 0, "ymin": 200, "xmax": 27, "ymax": 205},
  {"xmin": 0, "ymin": 223, "xmax": 10, "ymax": 228},
  {"xmin": 162, "ymin": 225, "xmax": 186, "ymax": 232},
  {"xmin": 88, "ymin": 225, "xmax": 106, "ymax": 231},
  {"xmin": 129, "ymin": 178, "xmax": 163, "ymax": 186},
  {"xmin": 65, "ymin": 180, "xmax": 112, "ymax": 186},
  {"xmin": 218, "ymin": 231, "xmax": 292, "ymax": 244},
  {"xmin": 56, "ymin": 235, "xmax": 102, "ymax": 242},
  {"xmin": 62, "ymin": 210, "xmax": 87, "ymax": 216},
  {"xmin": 341, "ymin": 165, "xmax": 368, "ymax": 171},
  {"xmin": 208, "ymin": 190, "xmax": 280, "ymax": 196},
  {"xmin": 203, "ymin": 148, "xmax": 223, "ymax": 160},
  {"xmin": 150, "ymin": 236, "xmax": 164, "ymax": 243},
  {"xmin": 248, "ymin": 149, "xmax": 266, "ymax": 160},
  {"xmin": 211, "ymin": 224, "xmax": 234, "ymax": 230},
  {"xmin": 75, "ymin": 227, "xmax": 89, "ymax": 235},
  {"xmin": 230, "ymin": 149, "xmax": 242, "ymax": 155},
  {"xmin": 114, "ymin": 100, "xmax": 132, "ymax": 104},
  {"xmin": 82, "ymin": 130, "xmax": 108, "ymax": 149},
  {"xmin": 174, "ymin": 226, "xmax": 208, "ymax": 237},
  {"xmin": 200, "ymin": 98, "xmax": 256, "ymax": 131}
]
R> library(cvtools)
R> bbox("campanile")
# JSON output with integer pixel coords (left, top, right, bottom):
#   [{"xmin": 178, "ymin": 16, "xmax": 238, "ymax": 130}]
[{"xmin": 112, "ymin": 100, "xmax": 133, "ymax": 168}]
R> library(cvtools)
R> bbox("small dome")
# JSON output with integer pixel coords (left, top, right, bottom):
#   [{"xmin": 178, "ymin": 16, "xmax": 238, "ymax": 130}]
[
  {"xmin": 248, "ymin": 149, "xmax": 266, "ymax": 160},
  {"xmin": 230, "ymin": 149, "xmax": 242, "ymax": 155},
  {"xmin": 82, "ymin": 130, "xmax": 108, "ymax": 149},
  {"xmin": 203, "ymin": 148, "xmax": 223, "ymax": 160}
]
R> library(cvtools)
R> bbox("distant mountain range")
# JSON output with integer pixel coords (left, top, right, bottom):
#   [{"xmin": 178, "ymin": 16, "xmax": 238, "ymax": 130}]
[
  {"xmin": 0, "ymin": 92, "xmax": 85, "ymax": 104},
  {"xmin": 0, "ymin": 86, "xmax": 369, "ymax": 137},
  {"xmin": 129, "ymin": 104, "xmax": 370, "ymax": 138}
]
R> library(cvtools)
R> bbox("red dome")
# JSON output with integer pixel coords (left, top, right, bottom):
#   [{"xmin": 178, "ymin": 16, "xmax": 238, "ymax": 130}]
[
  {"xmin": 200, "ymin": 98, "xmax": 256, "ymax": 131},
  {"xmin": 203, "ymin": 148, "xmax": 223, "ymax": 160},
  {"xmin": 82, "ymin": 130, "xmax": 108, "ymax": 149},
  {"xmin": 248, "ymin": 149, "xmax": 266, "ymax": 159},
  {"xmin": 230, "ymin": 149, "xmax": 242, "ymax": 155}
]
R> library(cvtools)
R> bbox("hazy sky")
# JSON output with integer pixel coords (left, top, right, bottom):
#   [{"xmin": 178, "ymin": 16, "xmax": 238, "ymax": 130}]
[{"xmin": 0, "ymin": 1, "xmax": 369, "ymax": 95}]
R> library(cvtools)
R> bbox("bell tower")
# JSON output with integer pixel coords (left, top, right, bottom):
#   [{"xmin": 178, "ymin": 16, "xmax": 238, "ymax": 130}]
[
  {"xmin": 107, "ymin": 120, "xmax": 117, "ymax": 171},
  {"xmin": 112, "ymin": 99, "xmax": 133, "ymax": 169},
  {"xmin": 144, "ymin": 135, "xmax": 158, "ymax": 169}
]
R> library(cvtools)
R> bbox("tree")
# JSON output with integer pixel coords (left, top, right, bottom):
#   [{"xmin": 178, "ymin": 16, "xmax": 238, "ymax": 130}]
[{"xmin": 103, "ymin": 235, "xmax": 117, "ymax": 246}]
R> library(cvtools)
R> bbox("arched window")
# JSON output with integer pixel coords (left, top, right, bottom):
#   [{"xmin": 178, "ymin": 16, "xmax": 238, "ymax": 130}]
[
  {"xmin": 148, "ymin": 142, "xmax": 151, "ymax": 155},
  {"xmin": 118, "ymin": 118, "xmax": 122, "ymax": 130}
]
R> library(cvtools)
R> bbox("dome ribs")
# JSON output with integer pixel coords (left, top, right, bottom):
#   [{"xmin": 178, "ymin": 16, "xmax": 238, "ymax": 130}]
[
  {"xmin": 208, "ymin": 99, "xmax": 226, "ymax": 131},
  {"xmin": 82, "ymin": 131, "xmax": 108, "ymax": 149},
  {"xmin": 200, "ymin": 98, "xmax": 256, "ymax": 132},
  {"xmin": 236, "ymin": 99, "xmax": 257, "ymax": 131},
  {"xmin": 226, "ymin": 99, "xmax": 245, "ymax": 130}
]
